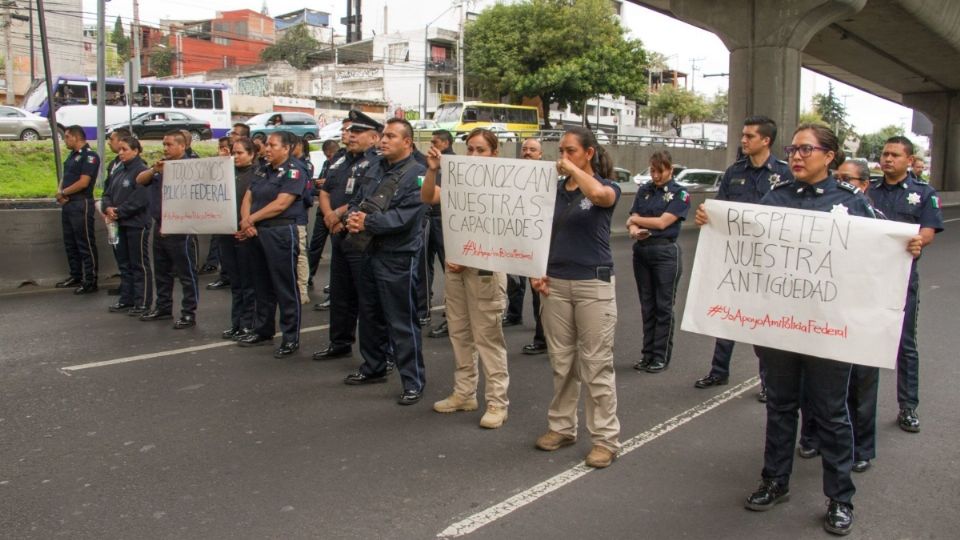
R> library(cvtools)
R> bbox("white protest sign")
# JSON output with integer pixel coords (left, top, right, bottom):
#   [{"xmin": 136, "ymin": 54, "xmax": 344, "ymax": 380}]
[
  {"xmin": 160, "ymin": 156, "xmax": 237, "ymax": 234},
  {"xmin": 441, "ymin": 155, "xmax": 557, "ymax": 277},
  {"xmin": 681, "ymin": 199, "xmax": 919, "ymax": 369}
]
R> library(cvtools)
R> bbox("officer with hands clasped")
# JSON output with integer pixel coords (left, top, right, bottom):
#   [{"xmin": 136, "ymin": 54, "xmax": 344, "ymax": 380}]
[
  {"xmin": 55, "ymin": 125, "xmax": 101, "ymax": 294},
  {"xmin": 342, "ymin": 118, "xmax": 428, "ymax": 406}
]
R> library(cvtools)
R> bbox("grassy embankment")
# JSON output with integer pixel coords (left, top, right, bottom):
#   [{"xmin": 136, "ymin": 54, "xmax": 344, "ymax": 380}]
[{"xmin": 0, "ymin": 140, "xmax": 221, "ymax": 198}]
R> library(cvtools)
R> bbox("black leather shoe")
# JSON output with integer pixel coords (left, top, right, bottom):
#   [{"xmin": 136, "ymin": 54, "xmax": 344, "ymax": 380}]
[
  {"xmin": 206, "ymin": 279, "xmax": 230, "ymax": 290},
  {"xmin": 74, "ymin": 283, "xmax": 98, "ymax": 295},
  {"xmin": 501, "ymin": 316, "xmax": 522, "ymax": 327},
  {"xmin": 139, "ymin": 309, "xmax": 172, "ymax": 321},
  {"xmin": 744, "ymin": 479, "xmax": 790, "ymax": 511},
  {"xmin": 344, "ymin": 371, "xmax": 389, "ymax": 385},
  {"xmin": 312, "ymin": 344, "xmax": 352, "ymax": 360},
  {"xmin": 232, "ymin": 328, "xmax": 254, "ymax": 341},
  {"xmin": 55, "ymin": 277, "xmax": 81, "ymax": 288},
  {"xmin": 522, "ymin": 342, "xmax": 548, "ymax": 355},
  {"xmin": 397, "ymin": 388, "xmax": 423, "ymax": 405},
  {"xmin": 897, "ymin": 407, "xmax": 920, "ymax": 432},
  {"xmin": 418, "ymin": 315, "xmax": 432, "ymax": 327},
  {"xmin": 798, "ymin": 446, "xmax": 820, "ymax": 459},
  {"xmin": 274, "ymin": 341, "xmax": 299, "ymax": 358},
  {"xmin": 323, "ymin": 284, "xmax": 331, "ymax": 294},
  {"xmin": 633, "ymin": 357, "xmax": 652, "ymax": 371},
  {"xmin": 385, "ymin": 361, "xmax": 395, "ymax": 374},
  {"xmin": 645, "ymin": 359, "xmax": 668, "ymax": 373},
  {"xmin": 852, "ymin": 460, "xmax": 871, "ymax": 473},
  {"xmin": 222, "ymin": 327, "xmax": 243, "ymax": 339},
  {"xmin": 695, "ymin": 374, "xmax": 728, "ymax": 388},
  {"xmin": 313, "ymin": 298, "xmax": 331, "ymax": 311},
  {"xmin": 173, "ymin": 315, "xmax": 196, "ymax": 329},
  {"xmin": 757, "ymin": 386, "xmax": 768, "ymax": 403},
  {"xmin": 823, "ymin": 499, "xmax": 854, "ymax": 535},
  {"xmin": 428, "ymin": 320, "xmax": 448, "ymax": 338},
  {"xmin": 199, "ymin": 264, "xmax": 218, "ymax": 274},
  {"xmin": 108, "ymin": 302, "xmax": 134, "ymax": 313},
  {"xmin": 237, "ymin": 333, "xmax": 273, "ymax": 347},
  {"xmin": 127, "ymin": 305, "xmax": 148, "ymax": 316}
]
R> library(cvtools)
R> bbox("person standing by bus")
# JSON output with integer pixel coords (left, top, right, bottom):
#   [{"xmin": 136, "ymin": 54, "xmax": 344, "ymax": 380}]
[{"xmin": 55, "ymin": 125, "xmax": 101, "ymax": 295}]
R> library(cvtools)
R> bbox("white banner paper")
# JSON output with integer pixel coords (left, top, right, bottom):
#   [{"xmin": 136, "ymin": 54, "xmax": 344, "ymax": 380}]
[
  {"xmin": 681, "ymin": 199, "xmax": 919, "ymax": 369},
  {"xmin": 441, "ymin": 155, "xmax": 557, "ymax": 277},
  {"xmin": 160, "ymin": 157, "xmax": 237, "ymax": 234}
]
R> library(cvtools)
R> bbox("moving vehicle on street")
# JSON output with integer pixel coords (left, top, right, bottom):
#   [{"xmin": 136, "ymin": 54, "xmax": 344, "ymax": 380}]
[
  {"xmin": 247, "ymin": 112, "xmax": 319, "ymax": 141},
  {"xmin": 434, "ymin": 101, "xmax": 540, "ymax": 138},
  {"xmin": 106, "ymin": 111, "xmax": 212, "ymax": 141},
  {"xmin": 674, "ymin": 169, "xmax": 723, "ymax": 193},
  {"xmin": 0, "ymin": 106, "xmax": 54, "ymax": 140}
]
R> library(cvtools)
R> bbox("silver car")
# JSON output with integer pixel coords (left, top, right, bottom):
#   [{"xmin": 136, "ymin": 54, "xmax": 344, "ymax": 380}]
[{"xmin": 0, "ymin": 106, "xmax": 54, "ymax": 140}]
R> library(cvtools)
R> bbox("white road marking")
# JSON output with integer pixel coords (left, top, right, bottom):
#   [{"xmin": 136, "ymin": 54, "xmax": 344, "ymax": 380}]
[
  {"xmin": 942, "ymin": 217, "xmax": 960, "ymax": 223},
  {"xmin": 437, "ymin": 376, "xmax": 761, "ymax": 539}
]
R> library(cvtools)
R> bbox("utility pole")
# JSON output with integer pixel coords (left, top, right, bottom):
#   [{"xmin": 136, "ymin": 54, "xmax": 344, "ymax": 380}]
[
  {"xmin": 96, "ymin": 0, "xmax": 105, "ymax": 183},
  {"xmin": 689, "ymin": 57, "xmax": 704, "ymax": 92},
  {"xmin": 456, "ymin": 0, "xmax": 464, "ymax": 102},
  {"xmin": 3, "ymin": 0, "xmax": 14, "ymax": 104},
  {"xmin": 28, "ymin": 0, "xmax": 33, "ymax": 81},
  {"xmin": 36, "ymin": 0, "xmax": 63, "ymax": 185}
]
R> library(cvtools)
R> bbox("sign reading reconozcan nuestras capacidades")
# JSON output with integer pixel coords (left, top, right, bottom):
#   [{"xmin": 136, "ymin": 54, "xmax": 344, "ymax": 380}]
[
  {"xmin": 681, "ymin": 199, "xmax": 919, "ymax": 369},
  {"xmin": 160, "ymin": 157, "xmax": 237, "ymax": 235},
  {"xmin": 441, "ymin": 155, "xmax": 557, "ymax": 277}
]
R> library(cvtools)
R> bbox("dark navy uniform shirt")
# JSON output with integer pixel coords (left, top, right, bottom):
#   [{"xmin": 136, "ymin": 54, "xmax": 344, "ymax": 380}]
[
  {"xmin": 867, "ymin": 175, "xmax": 944, "ymax": 232},
  {"xmin": 547, "ymin": 175, "xmax": 621, "ymax": 280},
  {"xmin": 62, "ymin": 144, "xmax": 100, "ymax": 199},
  {"xmin": 717, "ymin": 153, "xmax": 793, "ymax": 203},
  {"xmin": 323, "ymin": 147, "xmax": 379, "ymax": 209},
  {"xmin": 250, "ymin": 159, "xmax": 306, "ymax": 221},
  {"xmin": 429, "ymin": 147, "xmax": 456, "ymax": 217},
  {"xmin": 102, "ymin": 157, "xmax": 150, "ymax": 228},
  {"xmin": 288, "ymin": 155, "xmax": 313, "ymax": 225},
  {"xmin": 347, "ymin": 153, "xmax": 427, "ymax": 254},
  {"xmin": 185, "ymin": 147, "xmax": 200, "ymax": 159},
  {"xmin": 760, "ymin": 175, "xmax": 876, "ymax": 218},
  {"xmin": 630, "ymin": 179, "xmax": 690, "ymax": 240}
]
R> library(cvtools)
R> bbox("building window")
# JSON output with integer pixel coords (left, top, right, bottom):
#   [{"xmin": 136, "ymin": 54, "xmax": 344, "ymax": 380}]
[{"xmin": 387, "ymin": 42, "xmax": 409, "ymax": 64}]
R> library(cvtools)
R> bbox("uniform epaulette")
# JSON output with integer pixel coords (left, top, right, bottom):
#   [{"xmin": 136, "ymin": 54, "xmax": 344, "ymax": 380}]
[
  {"xmin": 776, "ymin": 159, "xmax": 788, "ymax": 166},
  {"xmin": 771, "ymin": 178, "xmax": 793, "ymax": 190},
  {"xmin": 837, "ymin": 180, "xmax": 860, "ymax": 194},
  {"xmin": 913, "ymin": 177, "xmax": 929, "ymax": 185}
]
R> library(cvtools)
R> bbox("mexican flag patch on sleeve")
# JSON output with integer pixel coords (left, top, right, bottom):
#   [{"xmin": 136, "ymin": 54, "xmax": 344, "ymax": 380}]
[
  {"xmin": 287, "ymin": 169, "xmax": 301, "ymax": 180},
  {"xmin": 681, "ymin": 190, "xmax": 690, "ymax": 204},
  {"xmin": 417, "ymin": 176, "xmax": 425, "ymax": 187},
  {"xmin": 931, "ymin": 195, "xmax": 941, "ymax": 208},
  {"xmin": 87, "ymin": 155, "xmax": 97, "ymax": 164}
]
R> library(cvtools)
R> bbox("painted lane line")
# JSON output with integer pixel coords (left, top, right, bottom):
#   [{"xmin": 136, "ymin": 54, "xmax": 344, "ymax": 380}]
[
  {"xmin": 437, "ymin": 376, "xmax": 761, "ymax": 539},
  {"xmin": 942, "ymin": 217, "xmax": 960, "ymax": 223}
]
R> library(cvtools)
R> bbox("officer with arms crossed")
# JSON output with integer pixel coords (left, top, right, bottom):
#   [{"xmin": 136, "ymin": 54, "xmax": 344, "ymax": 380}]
[
  {"xmin": 694, "ymin": 116, "xmax": 792, "ymax": 400},
  {"xmin": 55, "ymin": 125, "xmax": 101, "ymax": 294},
  {"xmin": 342, "ymin": 118, "xmax": 428, "ymax": 406}
]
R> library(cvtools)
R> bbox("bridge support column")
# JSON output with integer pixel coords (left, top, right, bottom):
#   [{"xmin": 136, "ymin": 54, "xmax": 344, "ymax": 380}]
[
  {"xmin": 903, "ymin": 92, "xmax": 960, "ymax": 191},
  {"xmin": 667, "ymin": 0, "xmax": 867, "ymax": 162}
]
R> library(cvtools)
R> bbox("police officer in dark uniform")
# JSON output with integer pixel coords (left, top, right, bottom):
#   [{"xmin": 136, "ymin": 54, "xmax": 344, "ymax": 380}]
[
  {"xmin": 342, "ymin": 118, "xmax": 428, "ymax": 406},
  {"xmin": 696, "ymin": 124, "xmax": 924, "ymax": 536},
  {"xmin": 135, "ymin": 130, "xmax": 200, "ymax": 329},
  {"xmin": 307, "ymin": 138, "xmax": 345, "ymax": 289},
  {"xmin": 694, "ymin": 116, "xmax": 793, "ymax": 401},
  {"xmin": 627, "ymin": 150, "xmax": 690, "ymax": 374},
  {"xmin": 866, "ymin": 136, "xmax": 943, "ymax": 433},
  {"xmin": 55, "ymin": 125, "xmax": 101, "ymax": 294},
  {"xmin": 422, "ymin": 130, "xmax": 456, "ymax": 338},
  {"xmin": 219, "ymin": 137, "xmax": 258, "ymax": 340},
  {"xmin": 311, "ymin": 111, "xmax": 382, "ymax": 360},
  {"xmin": 235, "ymin": 131, "xmax": 305, "ymax": 358}
]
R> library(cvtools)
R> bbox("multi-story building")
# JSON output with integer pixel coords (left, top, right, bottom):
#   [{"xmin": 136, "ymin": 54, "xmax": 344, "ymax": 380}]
[
  {"xmin": 1, "ymin": 0, "xmax": 83, "ymax": 103},
  {"xmin": 274, "ymin": 9, "xmax": 335, "ymax": 45},
  {"xmin": 150, "ymin": 10, "xmax": 275, "ymax": 76}
]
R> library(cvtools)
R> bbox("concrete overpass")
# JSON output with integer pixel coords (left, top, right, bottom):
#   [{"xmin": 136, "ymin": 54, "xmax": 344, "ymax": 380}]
[{"xmin": 628, "ymin": 0, "xmax": 960, "ymax": 191}]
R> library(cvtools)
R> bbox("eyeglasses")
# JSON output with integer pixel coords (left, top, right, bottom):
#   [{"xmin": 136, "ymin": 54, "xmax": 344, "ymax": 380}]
[
  {"xmin": 784, "ymin": 144, "xmax": 829, "ymax": 158},
  {"xmin": 834, "ymin": 174, "xmax": 863, "ymax": 182}
]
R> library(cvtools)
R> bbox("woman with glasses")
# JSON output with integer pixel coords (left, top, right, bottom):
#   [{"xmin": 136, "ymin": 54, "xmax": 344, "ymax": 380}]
[
  {"xmin": 695, "ymin": 124, "xmax": 923, "ymax": 536},
  {"xmin": 219, "ymin": 137, "xmax": 258, "ymax": 341},
  {"xmin": 420, "ymin": 128, "xmax": 510, "ymax": 429}
]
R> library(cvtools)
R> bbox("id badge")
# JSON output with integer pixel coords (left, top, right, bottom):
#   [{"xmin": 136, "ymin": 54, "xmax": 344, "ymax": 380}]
[{"xmin": 345, "ymin": 177, "xmax": 356, "ymax": 194}]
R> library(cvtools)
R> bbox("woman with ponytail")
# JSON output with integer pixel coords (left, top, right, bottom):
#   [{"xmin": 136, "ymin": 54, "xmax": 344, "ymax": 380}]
[{"xmin": 531, "ymin": 126, "xmax": 621, "ymax": 468}]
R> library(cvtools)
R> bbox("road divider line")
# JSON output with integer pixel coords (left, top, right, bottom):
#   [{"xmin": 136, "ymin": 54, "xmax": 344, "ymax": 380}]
[
  {"xmin": 436, "ymin": 376, "xmax": 761, "ymax": 539},
  {"xmin": 942, "ymin": 217, "xmax": 960, "ymax": 223}
]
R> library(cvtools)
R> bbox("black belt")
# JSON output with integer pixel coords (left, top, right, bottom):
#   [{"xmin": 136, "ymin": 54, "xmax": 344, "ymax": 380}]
[
  {"xmin": 636, "ymin": 237, "xmax": 675, "ymax": 246},
  {"xmin": 259, "ymin": 218, "xmax": 295, "ymax": 228}
]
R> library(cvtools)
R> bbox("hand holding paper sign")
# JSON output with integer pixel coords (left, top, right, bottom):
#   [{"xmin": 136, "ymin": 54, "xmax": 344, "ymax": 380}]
[{"xmin": 530, "ymin": 276, "xmax": 550, "ymax": 296}]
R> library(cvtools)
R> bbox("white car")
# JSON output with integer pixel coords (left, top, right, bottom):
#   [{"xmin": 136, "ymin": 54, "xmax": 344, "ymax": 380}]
[
  {"xmin": 633, "ymin": 164, "xmax": 687, "ymax": 185},
  {"xmin": 315, "ymin": 120, "xmax": 345, "ymax": 142},
  {"xmin": 460, "ymin": 125, "xmax": 517, "ymax": 141},
  {"xmin": 612, "ymin": 167, "xmax": 637, "ymax": 194},
  {"xmin": 674, "ymin": 169, "xmax": 723, "ymax": 193}
]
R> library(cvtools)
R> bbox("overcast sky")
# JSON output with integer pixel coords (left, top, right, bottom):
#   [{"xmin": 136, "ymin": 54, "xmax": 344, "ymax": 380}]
[{"xmin": 84, "ymin": 0, "xmax": 923, "ymax": 145}]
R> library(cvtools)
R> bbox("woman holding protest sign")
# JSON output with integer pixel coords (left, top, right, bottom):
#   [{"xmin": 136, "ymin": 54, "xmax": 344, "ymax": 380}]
[
  {"xmin": 626, "ymin": 150, "xmax": 690, "ymax": 374},
  {"xmin": 530, "ymin": 126, "xmax": 621, "ymax": 468},
  {"xmin": 694, "ymin": 124, "xmax": 924, "ymax": 536},
  {"xmin": 421, "ymin": 128, "xmax": 510, "ymax": 429},
  {"xmin": 219, "ymin": 137, "xmax": 258, "ymax": 341},
  {"xmin": 235, "ymin": 131, "xmax": 305, "ymax": 359}
]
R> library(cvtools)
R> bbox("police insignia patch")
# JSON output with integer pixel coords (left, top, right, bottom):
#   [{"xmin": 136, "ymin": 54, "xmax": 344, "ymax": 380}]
[
  {"xmin": 664, "ymin": 192, "xmax": 674, "ymax": 202},
  {"xmin": 768, "ymin": 173, "xmax": 780, "ymax": 185},
  {"xmin": 907, "ymin": 192, "xmax": 921, "ymax": 205},
  {"xmin": 579, "ymin": 198, "xmax": 593, "ymax": 210},
  {"xmin": 831, "ymin": 203, "xmax": 848, "ymax": 215}
]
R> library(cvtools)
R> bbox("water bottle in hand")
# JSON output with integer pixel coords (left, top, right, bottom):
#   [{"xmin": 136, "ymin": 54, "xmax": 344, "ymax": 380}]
[{"xmin": 107, "ymin": 221, "xmax": 120, "ymax": 245}]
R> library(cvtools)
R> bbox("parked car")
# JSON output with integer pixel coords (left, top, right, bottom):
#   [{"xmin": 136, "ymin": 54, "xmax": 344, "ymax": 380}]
[
  {"xmin": 459, "ymin": 125, "xmax": 517, "ymax": 141},
  {"xmin": 106, "ymin": 111, "xmax": 212, "ymax": 140},
  {"xmin": 248, "ymin": 112, "xmax": 319, "ymax": 141},
  {"xmin": 612, "ymin": 166, "xmax": 637, "ymax": 194},
  {"xmin": 0, "ymin": 105, "xmax": 54, "ymax": 140},
  {"xmin": 315, "ymin": 120, "xmax": 344, "ymax": 142},
  {"xmin": 675, "ymin": 168, "xmax": 724, "ymax": 193},
  {"xmin": 633, "ymin": 164, "xmax": 687, "ymax": 185}
]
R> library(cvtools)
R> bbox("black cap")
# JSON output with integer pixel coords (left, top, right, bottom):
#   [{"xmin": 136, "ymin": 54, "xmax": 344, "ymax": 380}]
[{"xmin": 347, "ymin": 110, "xmax": 383, "ymax": 133}]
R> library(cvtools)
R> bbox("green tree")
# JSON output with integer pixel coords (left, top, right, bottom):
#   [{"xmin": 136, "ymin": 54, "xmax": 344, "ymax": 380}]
[
  {"xmin": 647, "ymin": 85, "xmax": 710, "ymax": 136},
  {"xmin": 799, "ymin": 109, "xmax": 827, "ymax": 126},
  {"xmin": 464, "ymin": 0, "xmax": 648, "ymax": 128},
  {"xmin": 111, "ymin": 16, "xmax": 130, "ymax": 61},
  {"xmin": 708, "ymin": 89, "xmax": 728, "ymax": 123},
  {"xmin": 150, "ymin": 48, "xmax": 174, "ymax": 77},
  {"xmin": 858, "ymin": 124, "xmax": 904, "ymax": 160},
  {"xmin": 260, "ymin": 24, "xmax": 322, "ymax": 70},
  {"xmin": 812, "ymin": 83, "xmax": 852, "ymax": 143}
]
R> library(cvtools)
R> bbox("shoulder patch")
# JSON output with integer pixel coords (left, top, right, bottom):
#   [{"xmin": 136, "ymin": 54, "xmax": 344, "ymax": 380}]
[
  {"xmin": 771, "ymin": 179, "xmax": 793, "ymax": 190},
  {"xmin": 913, "ymin": 177, "xmax": 929, "ymax": 185},
  {"xmin": 287, "ymin": 169, "xmax": 301, "ymax": 180},
  {"xmin": 838, "ymin": 180, "xmax": 860, "ymax": 194}
]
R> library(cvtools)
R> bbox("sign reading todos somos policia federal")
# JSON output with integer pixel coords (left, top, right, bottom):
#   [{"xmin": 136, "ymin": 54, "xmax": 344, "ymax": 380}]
[{"xmin": 160, "ymin": 157, "xmax": 237, "ymax": 235}]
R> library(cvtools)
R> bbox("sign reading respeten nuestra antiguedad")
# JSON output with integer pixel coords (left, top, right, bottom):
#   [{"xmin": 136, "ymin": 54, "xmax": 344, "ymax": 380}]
[
  {"xmin": 681, "ymin": 199, "xmax": 919, "ymax": 369},
  {"xmin": 441, "ymin": 155, "xmax": 557, "ymax": 277},
  {"xmin": 160, "ymin": 156, "xmax": 237, "ymax": 235}
]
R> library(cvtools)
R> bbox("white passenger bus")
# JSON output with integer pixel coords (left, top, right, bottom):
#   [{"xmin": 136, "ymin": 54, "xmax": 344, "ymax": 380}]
[{"xmin": 22, "ymin": 75, "xmax": 232, "ymax": 140}]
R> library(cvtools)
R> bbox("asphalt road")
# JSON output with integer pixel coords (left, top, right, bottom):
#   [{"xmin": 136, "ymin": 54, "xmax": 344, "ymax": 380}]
[{"xmin": 1, "ymin": 206, "xmax": 958, "ymax": 540}]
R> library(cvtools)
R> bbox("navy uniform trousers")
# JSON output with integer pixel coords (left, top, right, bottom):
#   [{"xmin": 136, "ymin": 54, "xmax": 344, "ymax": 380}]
[
  {"xmin": 249, "ymin": 224, "xmax": 301, "ymax": 344},
  {"xmin": 415, "ymin": 215, "xmax": 431, "ymax": 321},
  {"xmin": 115, "ymin": 225, "xmax": 152, "ymax": 308},
  {"xmin": 898, "ymin": 262, "xmax": 921, "ymax": 409},
  {"xmin": 800, "ymin": 364, "xmax": 879, "ymax": 462},
  {"xmin": 218, "ymin": 234, "xmax": 256, "ymax": 331},
  {"xmin": 632, "ymin": 241, "xmax": 682, "ymax": 365},
  {"xmin": 328, "ymin": 235, "xmax": 363, "ymax": 348},
  {"xmin": 357, "ymin": 252, "xmax": 425, "ymax": 393},
  {"xmin": 153, "ymin": 232, "xmax": 199, "ymax": 317},
  {"xmin": 708, "ymin": 339, "xmax": 767, "ymax": 381},
  {"xmin": 307, "ymin": 216, "xmax": 330, "ymax": 282},
  {"xmin": 758, "ymin": 347, "xmax": 856, "ymax": 504},
  {"xmin": 506, "ymin": 275, "xmax": 545, "ymax": 345},
  {"xmin": 61, "ymin": 198, "xmax": 99, "ymax": 285}
]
